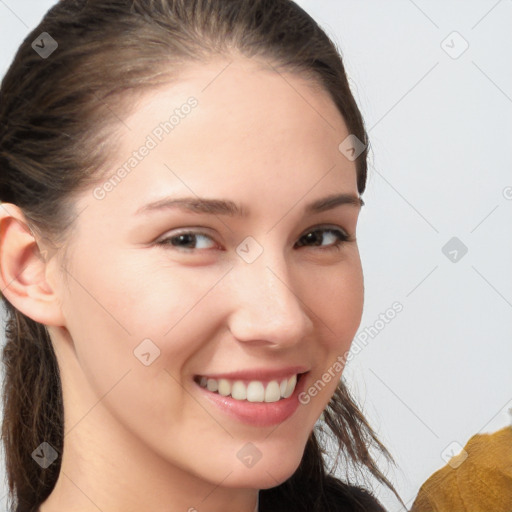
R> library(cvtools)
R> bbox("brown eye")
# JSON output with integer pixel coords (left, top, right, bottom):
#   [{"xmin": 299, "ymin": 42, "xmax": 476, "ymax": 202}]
[
  {"xmin": 157, "ymin": 231, "xmax": 217, "ymax": 252},
  {"xmin": 295, "ymin": 227, "xmax": 349, "ymax": 251}
]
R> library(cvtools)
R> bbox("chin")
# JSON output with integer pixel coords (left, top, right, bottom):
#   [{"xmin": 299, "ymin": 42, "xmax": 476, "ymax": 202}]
[{"xmin": 222, "ymin": 449, "xmax": 304, "ymax": 490}]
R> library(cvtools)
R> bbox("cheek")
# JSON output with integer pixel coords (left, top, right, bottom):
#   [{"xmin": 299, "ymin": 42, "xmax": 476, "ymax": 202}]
[
  {"xmin": 58, "ymin": 253, "xmax": 206, "ymax": 397},
  {"xmin": 58, "ymin": 258, "xmax": 224, "ymax": 451},
  {"xmin": 295, "ymin": 256, "xmax": 363, "ymax": 414},
  {"xmin": 303, "ymin": 254, "xmax": 364, "ymax": 345}
]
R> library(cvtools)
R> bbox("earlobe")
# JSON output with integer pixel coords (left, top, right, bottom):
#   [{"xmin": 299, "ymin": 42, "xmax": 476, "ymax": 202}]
[{"xmin": 0, "ymin": 203, "xmax": 66, "ymax": 326}]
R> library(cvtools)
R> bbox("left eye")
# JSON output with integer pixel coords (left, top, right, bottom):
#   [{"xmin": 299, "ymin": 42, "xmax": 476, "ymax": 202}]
[
  {"xmin": 156, "ymin": 227, "xmax": 350, "ymax": 252},
  {"xmin": 295, "ymin": 227, "xmax": 349, "ymax": 250}
]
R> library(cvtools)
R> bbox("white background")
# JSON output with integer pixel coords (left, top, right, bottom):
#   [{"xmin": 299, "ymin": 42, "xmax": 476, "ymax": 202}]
[{"xmin": 1, "ymin": 1, "xmax": 511, "ymax": 510}]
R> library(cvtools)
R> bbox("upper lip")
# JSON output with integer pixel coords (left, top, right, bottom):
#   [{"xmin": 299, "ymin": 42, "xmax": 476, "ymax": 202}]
[{"xmin": 195, "ymin": 366, "xmax": 309, "ymax": 382}]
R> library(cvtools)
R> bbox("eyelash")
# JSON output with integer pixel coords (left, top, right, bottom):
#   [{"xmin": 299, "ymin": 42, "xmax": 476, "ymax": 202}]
[{"xmin": 155, "ymin": 226, "xmax": 351, "ymax": 253}]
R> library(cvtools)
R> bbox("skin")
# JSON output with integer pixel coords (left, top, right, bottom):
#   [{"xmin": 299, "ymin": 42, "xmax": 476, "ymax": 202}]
[{"xmin": 0, "ymin": 54, "xmax": 364, "ymax": 512}]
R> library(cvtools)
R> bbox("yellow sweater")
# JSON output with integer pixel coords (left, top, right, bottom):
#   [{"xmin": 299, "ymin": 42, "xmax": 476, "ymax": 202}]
[{"xmin": 410, "ymin": 426, "xmax": 512, "ymax": 512}]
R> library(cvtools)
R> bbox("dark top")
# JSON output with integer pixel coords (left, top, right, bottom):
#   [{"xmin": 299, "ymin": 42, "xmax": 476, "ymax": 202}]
[
  {"xmin": 259, "ymin": 475, "xmax": 388, "ymax": 511},
  {"xmin": 23, "ymin": 478, "xmax": 387, "ymax": 512}
]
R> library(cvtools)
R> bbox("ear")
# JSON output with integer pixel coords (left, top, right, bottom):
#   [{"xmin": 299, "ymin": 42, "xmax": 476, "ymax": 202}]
[{"xmin": 0, "ymin": 203, "xmax": 66, "ymax": 326}]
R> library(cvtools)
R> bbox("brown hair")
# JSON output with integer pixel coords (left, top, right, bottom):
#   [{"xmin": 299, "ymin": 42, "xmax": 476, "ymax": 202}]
[{"xmin": 0, "ymin": 1, "xmax": 401, "ymax": 511}]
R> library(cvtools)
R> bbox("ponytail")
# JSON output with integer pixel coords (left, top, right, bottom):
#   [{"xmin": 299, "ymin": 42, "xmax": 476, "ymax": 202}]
[{"xmin": 1, "ymin": 299, "xmax": 63, "ymax": 512}]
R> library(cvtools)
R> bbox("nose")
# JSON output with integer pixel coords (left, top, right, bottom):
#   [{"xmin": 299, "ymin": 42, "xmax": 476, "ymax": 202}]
[{"xmin": 226, "ymin": 249, "xmax": 313, "ymax": 348}]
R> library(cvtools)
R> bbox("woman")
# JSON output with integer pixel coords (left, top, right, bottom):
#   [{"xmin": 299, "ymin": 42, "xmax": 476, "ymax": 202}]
[{"xmin": 0, "ymin": 1, "xmax": 402, "ymax": 511}]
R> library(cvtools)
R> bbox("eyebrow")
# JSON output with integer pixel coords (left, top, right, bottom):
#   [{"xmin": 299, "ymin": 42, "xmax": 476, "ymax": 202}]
[{"xmin": 135, "ymin": 193, "xmax": 364, "ymax": 217}]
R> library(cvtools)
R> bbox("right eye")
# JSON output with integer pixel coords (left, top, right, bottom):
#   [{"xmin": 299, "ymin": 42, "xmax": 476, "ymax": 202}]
[{"xmin": 156, "ymin": 231, "xmax": 219, "ymax": 252}]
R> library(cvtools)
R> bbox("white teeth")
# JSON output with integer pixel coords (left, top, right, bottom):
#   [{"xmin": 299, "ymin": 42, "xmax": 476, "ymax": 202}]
[
  {"xmin": 206, "ymin": 378, "xmax": 218, "ymax": 392},
  {"xmin": 283, "ymin": 374, "xmax": 296, "ymax": 399},
  {"xmin": 217, "ymin": 379, "xmax": 231, "ymax": 396},
  {"xmin": 231, "ymin": 380, "xmax": 247, "ymax": 400},
  {"xmin": 279, "ymin": 378, "xmax": 287, "ymax": 396},
  {"xmin": 246, "ymin": 381, "xmax": 265, "ymax": 402},
  {"xmin": 198, "ymin": 374, "xmax": 299, "ymax": 402},
  {"xmin": 264, "ymin": 380, "xmax": 281, "ymax": 403}
]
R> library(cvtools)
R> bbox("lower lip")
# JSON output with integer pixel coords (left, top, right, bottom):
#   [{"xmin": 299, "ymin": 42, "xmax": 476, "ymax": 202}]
[{"xmin": 196, "ymin": 374, "xmax": 308, "ymax": 427}]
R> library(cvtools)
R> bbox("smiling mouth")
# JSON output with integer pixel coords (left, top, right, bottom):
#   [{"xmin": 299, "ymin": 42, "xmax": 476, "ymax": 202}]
[{"xmin": 193, "ymin": 373, "xmax": 306, "ymax": 403}]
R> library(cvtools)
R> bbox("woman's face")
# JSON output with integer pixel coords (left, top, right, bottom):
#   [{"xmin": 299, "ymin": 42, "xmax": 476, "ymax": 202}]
[{"xmin": 49, "ymin": 55, "xmax": 364, "ymax": 492}]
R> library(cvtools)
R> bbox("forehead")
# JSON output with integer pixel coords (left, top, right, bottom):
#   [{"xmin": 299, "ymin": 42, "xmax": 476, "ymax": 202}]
[
  {"xmin": 118, "ymin": 55, "xmax": 349, "ymax": 156},
  {"xmin": 77, "ymin": 55, "xmax": 357, "ymax": 224}
]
